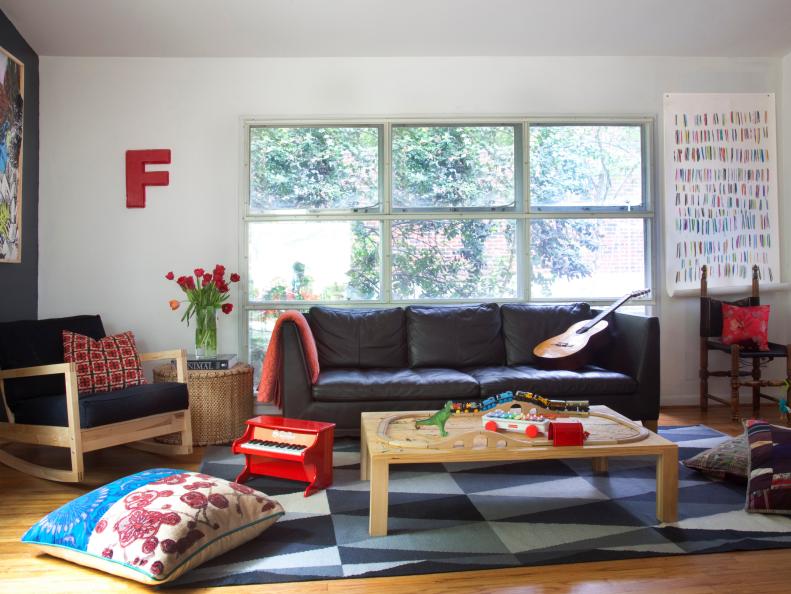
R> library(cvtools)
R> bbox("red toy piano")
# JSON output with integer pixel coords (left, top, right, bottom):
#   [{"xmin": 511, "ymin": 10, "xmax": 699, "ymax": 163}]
[{"xmin": 232, "ymin": 416, "xmax": 335, "ymax": 497}]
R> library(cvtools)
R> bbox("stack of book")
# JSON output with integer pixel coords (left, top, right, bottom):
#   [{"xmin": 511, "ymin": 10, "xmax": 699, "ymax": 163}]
[{"xmin": 183, "ymin": 353, "xmax": 239, "ymax": 371}]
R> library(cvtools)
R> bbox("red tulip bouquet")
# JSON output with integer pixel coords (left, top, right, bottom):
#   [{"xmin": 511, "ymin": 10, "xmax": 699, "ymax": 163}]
[{"xmin": 166, "ymin": 264, "xmax": 240, "ymax": 357}]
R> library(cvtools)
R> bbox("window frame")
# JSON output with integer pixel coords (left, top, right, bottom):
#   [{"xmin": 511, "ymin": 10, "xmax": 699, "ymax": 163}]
[{"xmin": 239, "ymin": 116, "xmax": 656, "ymax": 361}]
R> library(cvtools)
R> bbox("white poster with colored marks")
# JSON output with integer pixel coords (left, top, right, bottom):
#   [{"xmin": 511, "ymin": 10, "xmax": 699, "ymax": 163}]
[{"xmin": 663, "ymin": 93, "xmax": 779, "ymax": 296}]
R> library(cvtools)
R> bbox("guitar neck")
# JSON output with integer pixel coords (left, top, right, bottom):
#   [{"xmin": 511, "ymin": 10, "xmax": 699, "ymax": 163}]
[{"xmin": 576, "ymin": 291, "xmax": 646, "ymax": 334}]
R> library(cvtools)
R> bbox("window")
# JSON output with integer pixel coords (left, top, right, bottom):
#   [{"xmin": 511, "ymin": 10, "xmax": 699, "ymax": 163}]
[
  {"xmin": 391, "ymin": 125, "xmax": 516, "ymax": 209},
  {"xmin": 391, "ymin": 218, "xmax": 517, "ymax": 300},
  {"xmin": 529, "ymin": 125, "xmax": 643, "ymax": 209},
  {"xmin": 243, "ymin": 120, "xmax": 653, "ymax": 375},
  {"xmin": 249, "ymin": 126, "xmax": 380, "ymax": 212}
]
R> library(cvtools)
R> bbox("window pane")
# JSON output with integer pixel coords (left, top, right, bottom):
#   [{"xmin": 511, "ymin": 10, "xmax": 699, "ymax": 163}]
[
  {"xmin": 249, "ymin": 221, "xmax": 380, "ymax": 301},
  {"xmin": 391, "ymin": 219, "xmax": 516, "ymax": 299},
  {"xmin": 529, "ymin": 125, "xmax": 642, "ymax": 208},
  {"xmin": 249, "ymin": 127, "xmax": 380, "ymax": 211},
  {"xmin": 530, "ymin": 218, "xmax": 645, "ymax": 298},
  {"xmin": 392, "ymin": 126, "xmax": 516, "ymax": 208}
]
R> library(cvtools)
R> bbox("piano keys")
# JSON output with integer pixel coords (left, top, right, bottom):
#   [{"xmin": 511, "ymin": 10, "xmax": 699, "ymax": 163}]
[
  {"xmin": 232, "ymin": 416, "xmax": 335, "ymax": 497},
  {"xmin": 242, "ymin": 439, "xmax": 307, "ymax": 456}
]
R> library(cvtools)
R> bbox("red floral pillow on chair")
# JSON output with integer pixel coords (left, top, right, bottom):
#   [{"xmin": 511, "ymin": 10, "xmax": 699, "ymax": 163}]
[
  {"xmin": 63, "ymin": 330, "xmax": 146, "ymax": 394},
  {"xmin": 721, "ymin": 303, "xmax": 770, "ymax": 351}
]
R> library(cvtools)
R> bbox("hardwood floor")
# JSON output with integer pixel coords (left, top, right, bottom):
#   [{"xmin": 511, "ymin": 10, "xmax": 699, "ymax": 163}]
[{"xmin": 2, "ymin": 405, "xmax": 790, "ymax": 594}]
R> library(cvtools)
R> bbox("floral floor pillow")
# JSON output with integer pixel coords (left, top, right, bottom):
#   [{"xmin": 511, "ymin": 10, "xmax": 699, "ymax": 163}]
[{"xmin": 22, "ymin": 469, "xmax": 283, "ymax": 584}]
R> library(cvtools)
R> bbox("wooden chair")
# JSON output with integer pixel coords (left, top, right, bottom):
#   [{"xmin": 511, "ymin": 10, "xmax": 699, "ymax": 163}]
[
  {"xmin": 0, "ymin": 315, "xmax": 192, "ymax": 482},
  {"xmin": 699, "ymin": 265, "xmax": 791, "ymax": 421}
]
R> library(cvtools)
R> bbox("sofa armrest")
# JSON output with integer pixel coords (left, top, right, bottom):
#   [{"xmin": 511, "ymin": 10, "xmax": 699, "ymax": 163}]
[
  {"xmin": 0, "ymin": 362, "xmax": 81, "ymax": 428},
  {"xmin": 593, "ymin": 312, "xmax": 660, "ymax": 420},
  {"xmin": 140, "ymin": 348, "xmax": 188, "ymax": 382},
  {"xmin": 280, "ymin": 321, "xmax": 315, "ymax": 418}
]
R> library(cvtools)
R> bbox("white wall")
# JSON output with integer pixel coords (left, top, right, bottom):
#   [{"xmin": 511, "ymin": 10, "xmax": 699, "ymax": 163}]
[{"xmin": 38, "ymin": 56, "xmax": 787, "ymax": 404}]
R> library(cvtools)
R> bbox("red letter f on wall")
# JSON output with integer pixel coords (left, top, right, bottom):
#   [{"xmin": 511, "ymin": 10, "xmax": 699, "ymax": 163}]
[{"xmin": 125, "ymin": 149, "xmax": 171, "ymax": 208}]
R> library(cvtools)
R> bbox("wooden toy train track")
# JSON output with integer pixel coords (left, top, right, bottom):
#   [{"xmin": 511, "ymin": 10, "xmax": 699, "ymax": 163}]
[{"xmin": 376, "ymin": 402, "xmax": 649, "ymax": 450}]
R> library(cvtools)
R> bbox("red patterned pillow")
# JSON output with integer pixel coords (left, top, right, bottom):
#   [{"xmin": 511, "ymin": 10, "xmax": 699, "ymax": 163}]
[
  {"xmin": 63, "ymin": 330, "xmax": 146, "ymax": 394},
  {"xmin": 721, "ymin": 303, "xmax": 770, "ymax": 351}
]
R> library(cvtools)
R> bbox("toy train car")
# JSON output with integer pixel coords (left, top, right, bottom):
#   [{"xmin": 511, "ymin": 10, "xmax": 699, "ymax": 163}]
[
  {"xmin": 451, "ymin": 391, "xmax": 514, "ymax": 414},
  {"xmin": 451, "ymin": 390, "xmax": 588, "ymax": 415},
  {"xmin": 515, "ymin": 391, "xmax": 589, "ymax": 413}
]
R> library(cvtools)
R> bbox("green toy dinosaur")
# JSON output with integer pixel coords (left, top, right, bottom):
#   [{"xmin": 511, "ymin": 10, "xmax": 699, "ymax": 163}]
[{"xmin": 415, "ymin": 400, "xmax": 454, "ymax": 437}]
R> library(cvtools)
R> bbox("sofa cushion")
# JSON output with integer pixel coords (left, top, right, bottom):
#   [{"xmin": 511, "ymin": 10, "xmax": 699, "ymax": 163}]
[
  {"xmin": 309, "ymin": 307, "xmax": 407, "ymax": 368},
  {"xmin": 312, "ymin": 368, "xmax": 479, "ymax": 402},
  {"xmin": 464, "ymin": 364, "xmax": 636, "ymax": 397},
  {"xmin": 406, "ymin": 303, "xmax": 505, "ymax": 368},
  {"xmin": 501, "ymin": 303, "xmax": 591, "ymax": 366},
  {"xmin": 0, "ymin": 315, "xmax": 106, "ymax": 409},
  {"xmin": 12, "ymin": 382, "xmax": 189, "ymax": 428}
]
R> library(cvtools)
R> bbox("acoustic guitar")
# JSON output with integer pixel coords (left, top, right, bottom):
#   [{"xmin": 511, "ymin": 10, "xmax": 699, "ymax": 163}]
[{"xmin": 532, "ymin": 289, "xmax": 650, "ymax": 370}]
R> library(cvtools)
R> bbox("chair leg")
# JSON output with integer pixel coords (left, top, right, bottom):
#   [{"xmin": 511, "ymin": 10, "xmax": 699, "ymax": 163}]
[
  {"xmin": 181, "ymin": 406, "xmax": 193, "ymax": 451},
  {"xmin": 64, "ymin": 365, "xmax": 85, "ymax": 482},
  {"xmin": 700, "ymin": 339, "xmax": 709, "ymax": 412},
  {"xmin": 752, "ymin": 357, "xmax": 762, "ymax": 418},
  {"xmin": 730, "ymin": 345, "xmax": 741, "ymax": 421}
]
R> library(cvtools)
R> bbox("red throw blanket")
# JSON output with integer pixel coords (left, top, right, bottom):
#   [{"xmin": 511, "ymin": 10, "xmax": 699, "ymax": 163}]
[{"xmin": 256, "ymin": 311, "xmax": 320, "ymax": 408}]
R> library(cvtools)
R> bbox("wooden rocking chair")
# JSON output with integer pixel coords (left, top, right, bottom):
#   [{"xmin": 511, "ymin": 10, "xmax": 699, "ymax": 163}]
[{"xmin": 0, "ymin": 315, "xmax": 193, "ymax": 482}]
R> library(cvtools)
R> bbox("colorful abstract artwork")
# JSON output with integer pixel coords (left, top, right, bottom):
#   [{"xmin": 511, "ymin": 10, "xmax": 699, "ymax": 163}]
[
  {"xmin": 0, "ymin": 47, "xmax": 23, "ymax": 263},
  {"xmin": 663, "ymin": 93, "xmax": 779, "ymax": 295}
]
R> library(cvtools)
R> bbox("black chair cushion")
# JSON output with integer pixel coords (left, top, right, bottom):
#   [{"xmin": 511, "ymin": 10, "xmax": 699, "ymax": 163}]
[
  {"xmin": 312, "ymin": 368, "xmax": 479, "ymax": 402},
  {"xmin": 501, "ymin": 303, "xmax": 591, "ymax": 366},
  {"xmin": 705, "ymin": 338, "xmax": 788, "ymax": 358},
  {"xmin": 11, "ymin": 382, "xmax": 189, "ymax": 428},
  {"xmin": 0, "ymin": 315, "xmax": 106, "ymax": 408},
  {"xmin": 309, "ymin": 306, "xmax": 407, "ymax": 368},
  {"xmin": 464, "ymin": 365, "xmax": 637, "ymax": 397},
  {"xmin": 406, "ymin": 303, "xmax": 505, "ymax": 368}
]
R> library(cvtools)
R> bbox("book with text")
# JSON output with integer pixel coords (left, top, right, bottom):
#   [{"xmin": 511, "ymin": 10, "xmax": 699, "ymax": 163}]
[{"xmin": 182, "ymin": 354, "xmax": 238, "ymax": 371}]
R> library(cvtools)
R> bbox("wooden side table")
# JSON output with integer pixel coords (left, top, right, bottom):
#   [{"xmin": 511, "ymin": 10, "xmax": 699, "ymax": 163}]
[{"xmin": 153, "ymin": 363, "xmax": 254, "ymax": 446}]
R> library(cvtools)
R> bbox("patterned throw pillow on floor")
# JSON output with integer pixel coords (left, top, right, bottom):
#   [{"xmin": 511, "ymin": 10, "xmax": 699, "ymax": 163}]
[
  {"xmin": 683, "ymin": 433, "xmax": 748, "ymax": 483},
  {"xmin": 745, "ymin": 420, "xmax": 791, "ymax": 514}
]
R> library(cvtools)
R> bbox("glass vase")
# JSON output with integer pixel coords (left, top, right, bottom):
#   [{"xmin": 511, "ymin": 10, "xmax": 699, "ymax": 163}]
[{"xmin": 194, "ymin": 305, "xmax": 218, "ymax": 358}]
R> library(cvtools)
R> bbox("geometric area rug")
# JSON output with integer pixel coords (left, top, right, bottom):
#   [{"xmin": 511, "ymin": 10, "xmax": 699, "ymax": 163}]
[{"xmin": 166, "ymin": 425, "xmax": 791, "ymax": 588}]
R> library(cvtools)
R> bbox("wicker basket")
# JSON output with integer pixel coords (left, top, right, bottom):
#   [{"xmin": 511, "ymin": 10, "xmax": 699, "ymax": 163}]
[{"xmin": 153, "ymin": 363, "xmax": 254, "ymax": 446}]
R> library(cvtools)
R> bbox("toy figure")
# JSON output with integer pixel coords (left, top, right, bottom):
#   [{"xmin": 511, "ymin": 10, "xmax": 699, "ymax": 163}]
[
  {"xmin": 415, "ymin": 401, "xmax": 453, "ymax": 437},
  {"xmin": 780, "ymin": 399, "xmax": 790, "ymax": 426}
]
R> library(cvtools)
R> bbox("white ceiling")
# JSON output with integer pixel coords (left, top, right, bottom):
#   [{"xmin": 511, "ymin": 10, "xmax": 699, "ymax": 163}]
[{"xmin": 2, "ymin": 0, "xmax": 791, "ymax": 58}]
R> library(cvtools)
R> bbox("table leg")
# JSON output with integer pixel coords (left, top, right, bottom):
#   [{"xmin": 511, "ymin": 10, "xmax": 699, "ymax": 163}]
[
  {"xmin": 360, "ymin": 423, "xmax": 369, "ymax": 481},
  {"xmin": 369, "ymin": 457, "xmax": 390, "ymax": 536},
  {"xmin": 591, "ymin": 457, "xmax": 608, "ymax": 473},
  {"xmin": 656, "ymin": 448, "xmax": 679, "ymax": 523}
]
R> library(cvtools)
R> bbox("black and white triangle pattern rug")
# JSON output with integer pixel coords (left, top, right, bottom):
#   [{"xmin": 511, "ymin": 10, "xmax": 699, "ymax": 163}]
[{"xmin": 166, "ymin": 425, "xmax": 791, "ymax": 588}]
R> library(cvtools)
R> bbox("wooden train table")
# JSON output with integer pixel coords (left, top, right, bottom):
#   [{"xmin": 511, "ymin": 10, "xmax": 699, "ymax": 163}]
[{"xmin": 360, "ymin": 404, "xmax": 678, "ymax": 536}]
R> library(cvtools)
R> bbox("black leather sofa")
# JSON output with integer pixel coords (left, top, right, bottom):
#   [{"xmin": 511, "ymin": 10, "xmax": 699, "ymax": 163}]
[{"xmin": 280, "ymin": 303, "xmax": 659, "ymax": 436}]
